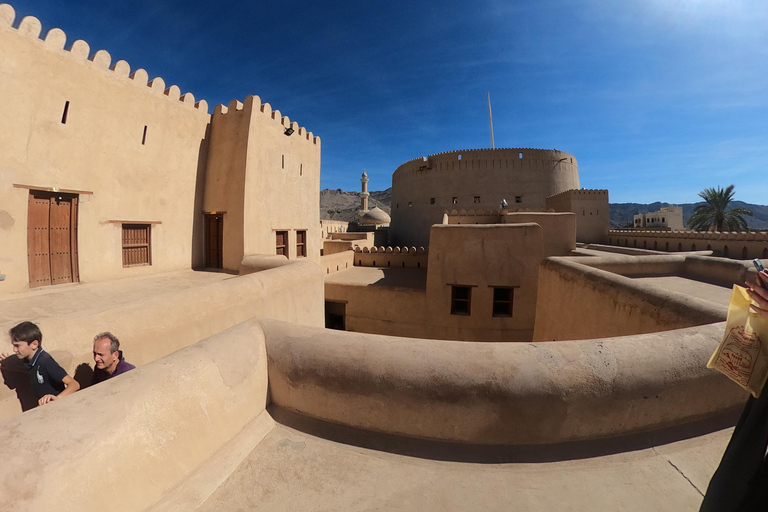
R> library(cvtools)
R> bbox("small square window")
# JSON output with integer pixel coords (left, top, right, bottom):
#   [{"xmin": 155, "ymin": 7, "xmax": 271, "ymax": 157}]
[
  {"xmin": 408, "ymin": 201, "xmax": 413, "ymax": 207},
  {"xmin": 474, "ymin": 196, "xmax": 480, "ymax": 203},
  {"xmin": 515, "ymin": 196, "xmax": 522, "ymax": 203},
  {"xmin": 452, "ymin": 197, "xmax": 458, "ymax": 205},
  {"xmin": 492, "ymin": 287, "xmax": 514, "ymax": 317},
  {"xmin": 430, "ymin": 198, "xmax": 435, "ymax": 204},
  {"xmin": 451, "ymin": 286, "xmax": 471, "ymax": 316},
  {"xmin": 122, "ymin": 224, "xmax": 151, "ymax": 267}
]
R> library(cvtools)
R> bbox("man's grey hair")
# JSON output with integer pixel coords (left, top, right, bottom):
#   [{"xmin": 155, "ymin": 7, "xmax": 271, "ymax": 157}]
[{"xmin": 94, "ymin": 332, "xmax": 120, "ymax": 354}]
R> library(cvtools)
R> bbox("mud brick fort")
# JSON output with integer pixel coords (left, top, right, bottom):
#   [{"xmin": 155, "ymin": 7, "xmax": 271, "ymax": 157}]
[{"xmin": 0, "ymin": 3, "xmax": 762, "ymax": 510}]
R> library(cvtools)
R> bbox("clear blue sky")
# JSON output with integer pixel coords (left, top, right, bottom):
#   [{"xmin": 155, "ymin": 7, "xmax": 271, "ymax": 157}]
[{"xmin": 8, "ymin": 0, "xmax": 768, "ymax": 204}]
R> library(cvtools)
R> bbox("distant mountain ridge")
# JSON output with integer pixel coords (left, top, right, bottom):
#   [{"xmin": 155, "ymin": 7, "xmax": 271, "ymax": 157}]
[{"xmin": 320, "ymin": 189, "xmax": 768, "ymax": 230}]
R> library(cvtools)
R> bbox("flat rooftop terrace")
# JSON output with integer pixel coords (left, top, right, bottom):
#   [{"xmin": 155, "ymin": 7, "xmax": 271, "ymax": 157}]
[
  {"xmin": 325, "ymin": 266, "xmax": 428, "ymax": 291},
  {"xmin": 631, "ymin": 276, "xmax": 732, "ymax": 307},
  {"xmin": 0, "ymin": 270, "xmax": 235, "ymax": 327},
  {"xmin": 196, "ymin": 408, "xmax": 734, "ymax": 512}
]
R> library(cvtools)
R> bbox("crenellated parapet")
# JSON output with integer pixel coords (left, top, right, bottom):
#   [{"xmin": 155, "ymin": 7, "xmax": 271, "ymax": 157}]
[
  {"xmin": 608, "ymin": 229, "xmax": 768, "ymax": 241},
  {"xmin": 0, "ymin": 3, "xmax": 209, "ymax": 113},
  {"xmin": 547, "ymin": 188, "xmax": 608, "ymax": 199},
  {"xmin": 211, "ymin": 94, "xmax": 319, "ymax": 146},
  {"xmin": 354, "ymin": 246, "xmax": 427, "ymax": 254}
]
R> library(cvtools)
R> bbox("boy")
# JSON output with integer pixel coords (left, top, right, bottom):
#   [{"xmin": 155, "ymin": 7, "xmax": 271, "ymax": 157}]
[{"xmin": 0, "ymin": 321, "xmax": 79, "ymax": 406}]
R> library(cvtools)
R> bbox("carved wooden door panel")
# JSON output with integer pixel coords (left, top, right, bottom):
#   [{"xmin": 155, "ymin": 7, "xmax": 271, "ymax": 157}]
[
  {"xmin": 27, "ymin": 191, "xmax": 79, "ymax": 288},
  {"xmin": 27, "ymin": 192, "xmax": 52, "ymax": 288}
]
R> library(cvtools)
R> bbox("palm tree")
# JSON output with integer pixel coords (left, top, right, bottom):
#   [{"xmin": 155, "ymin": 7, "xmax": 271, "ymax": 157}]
[{"xmin": 687, "ymin": 185, "xmax": 753, "ymax": 232}]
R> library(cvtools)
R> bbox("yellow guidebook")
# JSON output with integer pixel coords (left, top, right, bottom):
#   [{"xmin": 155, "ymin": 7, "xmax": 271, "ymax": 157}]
[{"xmin": 708, "ymin": 285, "xmax": 768, "ymax": 398}]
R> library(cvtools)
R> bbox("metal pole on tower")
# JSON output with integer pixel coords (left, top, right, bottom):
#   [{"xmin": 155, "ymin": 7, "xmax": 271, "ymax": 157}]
[{"xmin": 487, "ymin": 91, "xmax": 495, "ymax": 149}]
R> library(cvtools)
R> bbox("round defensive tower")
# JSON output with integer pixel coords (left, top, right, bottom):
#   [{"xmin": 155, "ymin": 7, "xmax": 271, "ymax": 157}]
[{"xmin": 390, "ymin": 148, "xmax": 579, "ymax": 247}]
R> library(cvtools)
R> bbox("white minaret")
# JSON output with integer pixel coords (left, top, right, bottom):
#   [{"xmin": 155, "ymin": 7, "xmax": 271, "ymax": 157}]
[{"xmin": 360, "ymin": 170, "xmax": 369, "ymax": 215}]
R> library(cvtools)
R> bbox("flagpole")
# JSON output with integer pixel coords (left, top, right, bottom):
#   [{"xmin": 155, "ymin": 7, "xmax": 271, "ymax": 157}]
[{"xmin": 487, "ymin": 91, "xmax": 495, "ymax": 149}]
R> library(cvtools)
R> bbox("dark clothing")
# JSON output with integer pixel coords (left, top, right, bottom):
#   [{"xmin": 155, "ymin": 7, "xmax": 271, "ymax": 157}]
[
  {"xmin": 25, "ymin": 348, "xmax": 67, "ymax": 399},
  {"xmin": 92, "ymin": 351, "xmax": 135, "ymax": 385},
  {"xmin": 700, "ymin": 380, "xmax": 768, "ymax": 511}
]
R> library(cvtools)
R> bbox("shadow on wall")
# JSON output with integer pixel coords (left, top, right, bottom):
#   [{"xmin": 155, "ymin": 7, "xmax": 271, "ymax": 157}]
[
  {"xmin": 190, "ymin": 125, "xmax": 211, "ymax": 269},
  {"xmin": 1, "ymin": 359, "xmax": 95, "ymax": 412}
]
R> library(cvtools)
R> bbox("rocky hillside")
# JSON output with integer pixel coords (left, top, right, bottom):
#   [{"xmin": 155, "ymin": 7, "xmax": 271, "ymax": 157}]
[
  {"xmin": 320, "ymin": 188, "xmax": 391, "ymax": 222},
  {"xmin": 321, "ymin": 189, "xmax": 768, "ymax": 230}
]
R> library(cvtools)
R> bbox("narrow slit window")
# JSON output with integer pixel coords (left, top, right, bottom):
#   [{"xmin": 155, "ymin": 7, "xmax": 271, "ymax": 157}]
[
  {"xmin": 296, "ymin": 230, "xmax": 306, "ymax": 258},
  {"xmin": 282, "ymin": 155, "xmax": 285, "ymax": 169},
  {"xmin": 300, "ymin": 163, "xmax": 303, "ymax": 176},
  {"xmin": 141, "ymin": 125, "xmax": 147, "ymax": 145},
  {"xmin": 276, "ymin": 230, "xmax": 288, "ymax": 257},
  {"xmin": 61, "ymin": 101, "xmax": 70, "ymax": 124},
  {"xmin": 452, "ymin": 197, "xmax": 458, "ymax": 205}
]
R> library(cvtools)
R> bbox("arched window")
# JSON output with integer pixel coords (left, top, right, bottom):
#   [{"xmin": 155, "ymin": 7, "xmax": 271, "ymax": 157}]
[
  {"xmin": 691, "ymin": 244, "xmax": 696, "ymax": 251},
  {"xmin": 677, "ymin": 243, "xmax": 682, "ymax": 251},
  {"xmin": 723, "ymin": 245, "xmax": 729, "ymax": 258},
  {"xmin": 742, "ymin": 247, "xmax": 749, "ymax": 259},
  {"xmin": 654, "ymin": 241, "xmax": 658, "ymax": 250},
  {"xmin": 665, "ymin": 242, "xmax": 669, "ymax": 251}
]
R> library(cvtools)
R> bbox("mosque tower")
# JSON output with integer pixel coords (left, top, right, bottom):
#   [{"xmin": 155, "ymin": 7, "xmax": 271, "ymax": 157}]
[{"xmin": 359, "ymin": 170, "xmax": 369, "ymax": 216}]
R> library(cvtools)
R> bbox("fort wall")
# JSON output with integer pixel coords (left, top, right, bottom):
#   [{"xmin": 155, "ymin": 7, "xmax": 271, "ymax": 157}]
[
  {"xmin": 264, "ymin": 319, "xmax": 744, "ymax": 445},
  {"xmin": 0, "ymin": 318, "xmax": 271, "ymax": 512},
  {"xmin": 0, "ymin": 7, "xmax": 210, "ymax": 292},
  {"xmin": 546, "ymin": 189, "xmax": 609, "ymax": 243},
  {"xmin": 321, "ymin": 250, "xmax": 354, "ymax": 275},
  {"xmin": 0, "ymin": 4, "xmax": 321, "ymax": 293},
  {"xmin": 390, "ymin": 148, "xmax": 579, "ymax": 246},
  {"xmin": 352, "ymin": 245, "xmax": 428, "ymax": 268},
  {"xmin": 607, "ymin": 229, "xmax": 768, "ymax": 260},
  {"xmin": 533, "ymin": 257, "xmax": 727, "ymax": 341},
  {"xmin": 326, "ymin": 223, "xmax": 544, "ymax": 341}
]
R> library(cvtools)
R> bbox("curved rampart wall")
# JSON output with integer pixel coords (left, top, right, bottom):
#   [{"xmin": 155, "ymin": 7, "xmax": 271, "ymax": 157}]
[
  {"xmin": 533, "ymin": 256, "xmax": 727, "ymax": 342},
  {"xmin": 264, "ymin": 319, "xmax": 745, "ymax": 445},
  {"xmin": 390, "ymin": 148, "xmax": 579, "ymax": 246},
  {"xmin": 608, "ymin": 229, "xmax": 768, "ymax": 260},
  {"xmin": 0, "ymin": 318, "xmax": 270, "ymax": 512}
]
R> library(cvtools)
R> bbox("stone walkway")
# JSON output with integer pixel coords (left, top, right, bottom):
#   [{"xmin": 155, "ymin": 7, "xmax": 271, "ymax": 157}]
[
  {"xmin": 0, "ymin": 270, "xmax": 235, "ymax": 327},
  {"xmin": 198, "ymin": 409, "xmax": 735, "ymax": 512}
]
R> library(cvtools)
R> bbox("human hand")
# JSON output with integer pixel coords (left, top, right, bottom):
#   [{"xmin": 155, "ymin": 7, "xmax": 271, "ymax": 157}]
[
  {"xmin": 38, "ymin": 394, "xmax": 57, "ymax": 406},
  {"xmin": 746, "ymin": 279, "xmax": 768, "ymax": 319},
  {"xmin": 0, "ymin": 353, "xmax": 10, "ymax": 362}
]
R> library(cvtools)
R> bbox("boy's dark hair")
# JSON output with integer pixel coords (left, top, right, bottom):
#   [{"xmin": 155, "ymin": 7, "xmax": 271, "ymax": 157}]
[{"xmin": 9, "ymin": 321, "xmax": 42, "ymax": 346}]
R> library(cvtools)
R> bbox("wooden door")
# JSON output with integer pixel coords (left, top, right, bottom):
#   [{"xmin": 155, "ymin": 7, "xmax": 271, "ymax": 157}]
[
  {"xmin": 204, "ymin": 214, "xmax": 223, "ymax": 268},
  {"xmin": 27, "ymin": 191, "xmax": 79, "ymax": 288}
]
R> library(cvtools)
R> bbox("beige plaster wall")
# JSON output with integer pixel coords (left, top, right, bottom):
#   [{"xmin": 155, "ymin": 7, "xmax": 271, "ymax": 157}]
[
  {"xmin": 264, "ymin": 319, "xmax": 745, "ymax": 445},
  {"xmin": 321, "ymin": 250, "xmax": 354, "ymax": 276},
  {"xmin": 325, "ymin": 224, "xmax": 544, "ymax": 341},
  {"xmin": 243, "ymin": 96, "xmax": 321, "ymax": 263},
  {"xmin": 0, "ymin": 261, "xmax": 324, "ymax": 421},
  {"xmin": 202, "ymin": 101, "xmax": 249, "ymax": 270},
  {"xmin": 546, "ymin": 189, "xmax": 609, "ymax": 243},
  {"xmin": 390, "ymin": 148, "xmax": 579, "ymax": 246},
  {"xmin": 608, "ymin": 230, "xmax": 768, "ymax": 260},
  {"xmin": 533, "ymin": 257, "xmax": 726, "ymax": 341},
  {"xmin": 0, "ymin": 11, "xmax": 211, "ymax": 295},
  {"xmin": 501, "ymin": 212, "xmax": 576, "ymax": 257},
  {"xmin": 353, "ymin": 246, "xmax": 428, "ymax": 268},
  {"xmin": 0, "ymin": 318, "xmax": 270, "ymax": 512}
]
